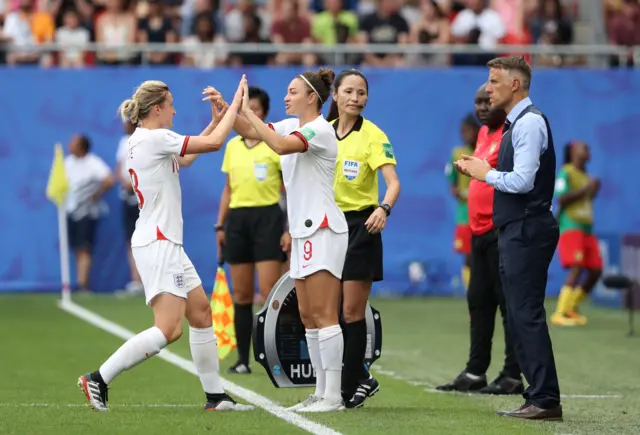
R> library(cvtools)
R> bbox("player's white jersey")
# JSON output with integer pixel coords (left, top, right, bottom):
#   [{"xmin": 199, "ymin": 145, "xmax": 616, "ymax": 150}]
[
  {"xmin": 126, "ymin": 127, "xmax": 190, "ymax": 247},
  {"xmin": 269, "ymin": 116, "xmax": 348, "ymax": 238}
]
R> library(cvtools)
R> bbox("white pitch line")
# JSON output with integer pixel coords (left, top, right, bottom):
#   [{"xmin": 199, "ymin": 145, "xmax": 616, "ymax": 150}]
[
  {"xmin": 371, "ymin": 363, "xmax": 622, "ymax": 400},
  {"xmin": 0, "ymin": 403, "xmax": 200, "ymax": 408},
  {"xmin": 58, "ymin": 299, "xmax": 343, "ymax": 435}
]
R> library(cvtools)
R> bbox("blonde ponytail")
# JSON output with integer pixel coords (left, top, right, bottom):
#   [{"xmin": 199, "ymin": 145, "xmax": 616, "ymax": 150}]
[{"xmin": 117, "ymin": 80, "xmax": 170, "ymax": 125}]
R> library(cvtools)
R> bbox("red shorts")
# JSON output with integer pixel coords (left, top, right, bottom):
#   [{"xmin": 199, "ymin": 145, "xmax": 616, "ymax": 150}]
[
  {"xmin": 454, "ymin": 224, "xmax": 472, "ymax": 255},
  {"xmin": 558, "ymin": 229, "xmax": 603, "ymax": 270}
]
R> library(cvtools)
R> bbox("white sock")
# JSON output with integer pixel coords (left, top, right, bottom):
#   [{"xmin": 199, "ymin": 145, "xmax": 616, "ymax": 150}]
[
  {"xmin": 306, "ymin": 328, "xmax": 325, "ymax": 398},
  {"xmin": 99, "ymin": 326, "xmax": 167, "ymax": 385},
  {"xmin": 319, "ymin": 325, "xmax": 343, "ymax": 404},
  {"xmin": 190, "ymin": 326, "xmax": 224, "ymax": 394}
]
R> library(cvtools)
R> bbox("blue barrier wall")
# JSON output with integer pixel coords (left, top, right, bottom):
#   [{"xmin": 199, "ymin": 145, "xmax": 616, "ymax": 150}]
[{"xmin": 1, "ymin": 67, "xmax": 639, "ymax": 297}]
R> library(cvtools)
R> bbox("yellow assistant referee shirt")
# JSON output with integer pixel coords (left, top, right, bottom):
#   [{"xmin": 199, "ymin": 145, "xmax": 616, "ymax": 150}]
[
  {"xmin": 332, "ymin": 116, "xmax": 397, "ymax": 212},
  {"xmin": 221, "ymin": 136, "xmax": 282, "ymax": 209}
]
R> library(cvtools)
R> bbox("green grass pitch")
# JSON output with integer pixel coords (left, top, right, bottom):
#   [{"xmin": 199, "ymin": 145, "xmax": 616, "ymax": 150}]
[{"xmin": 1, "ymin": 294, "xmax": 638, "ymax": 435}]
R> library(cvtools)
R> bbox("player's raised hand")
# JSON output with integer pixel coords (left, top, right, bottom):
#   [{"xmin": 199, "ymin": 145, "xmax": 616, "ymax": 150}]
[
  {"xmin": 231, "ymin": 74, "xmax": 247, "ymax": 108},
  {"xmin": 202, "ymin": 86, "xmax": 228, "ymax": 124}
]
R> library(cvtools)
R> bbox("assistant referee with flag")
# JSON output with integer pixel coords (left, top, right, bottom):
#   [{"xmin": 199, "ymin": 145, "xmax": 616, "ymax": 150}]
[
  {"xmin": 327, "ymin": 69, "xmax": 401, "ymax": 409},
  {"xmin": 456, "ymin": 56, "xmax": 562, "ymax": 421}
]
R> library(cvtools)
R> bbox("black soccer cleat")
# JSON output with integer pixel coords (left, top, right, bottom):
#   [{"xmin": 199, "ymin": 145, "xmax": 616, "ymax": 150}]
[
  {"xmin": 226, "ymin": 362, "xmax": 252, "ymax": 375},
  {"xmin": 345, "ymin": 374, "xmax": 380, "ymax": 409},
  {"xmin": 435, "ymin": 371, "xmax": 487, "ymax": 393},
  {"xmin": 478, "ymin": 374, "xmax": 524, "ymax": 395},
  {"xmin": 204, "ymin": 393, "xmax": 255, "ymax": 411},
  {"xmin": 77, "ymin": 372, "xmax": 109, "ymax": 412}
]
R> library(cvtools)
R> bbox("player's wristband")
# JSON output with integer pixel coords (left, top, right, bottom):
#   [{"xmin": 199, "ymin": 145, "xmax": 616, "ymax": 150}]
[
  {"xmin": 214, "ymin": 224, "xmax": 224, "ymax": 232},
  {"xmin": 378, "ymin": 203, "xmax": 391, "ymax": 217}
]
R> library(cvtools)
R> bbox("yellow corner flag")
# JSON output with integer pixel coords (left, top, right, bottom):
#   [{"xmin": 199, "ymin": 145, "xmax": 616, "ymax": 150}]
[
  {"xmin": 211, "ymin": 265, "xmax": 236, "ymax": 360},
  {"xmin": 46, "ymin": 143, "xmax": 69, "ymax": 207}
]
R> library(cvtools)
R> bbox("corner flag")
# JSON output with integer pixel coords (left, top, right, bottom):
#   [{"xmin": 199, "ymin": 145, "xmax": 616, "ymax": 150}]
[
  {"xmin": 211, "ymin": 265, "xmax": 237, "ymax": 360},
  {"xmin": 46, "ymin": 143, "xmax": 69, "ymax": 206}
]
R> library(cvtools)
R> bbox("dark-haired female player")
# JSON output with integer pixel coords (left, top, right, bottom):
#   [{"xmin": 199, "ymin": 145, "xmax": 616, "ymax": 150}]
[
  {"xmin": 214, "ymin": 86, "xmax": 291, "ymax": 374},
  {"xmin": 231, "ymin": 68, "xmax": 349, "ymax": 412},
  {"xmin": 327, "ymin": 69, "xmax": 401, "ymax": 408}
]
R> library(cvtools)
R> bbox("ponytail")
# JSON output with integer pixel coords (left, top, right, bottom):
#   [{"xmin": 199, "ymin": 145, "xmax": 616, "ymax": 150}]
[{"xmin": 326, "ymin": 99, "xmax": 339, "ymax": 122}]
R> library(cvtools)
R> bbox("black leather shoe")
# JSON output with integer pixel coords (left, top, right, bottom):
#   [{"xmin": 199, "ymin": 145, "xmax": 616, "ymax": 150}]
[
  {"xmin": 497, "ymin": 403, "xmax": 563, "ymax": 421},
  {"xmin": 435, "ymin": 371, "xmax": 487, "ymax": 392},
  {"xmin": 478, "ymin": 375, "xmax": 524, "ymax": 395}
]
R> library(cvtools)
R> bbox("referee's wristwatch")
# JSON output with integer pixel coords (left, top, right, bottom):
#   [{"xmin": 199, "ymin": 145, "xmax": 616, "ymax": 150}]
[
  {"xmin": 378, "ymin": 203, "xmax": 391, "ymax": 217},
  {"xmin": 214, "ymin": 224, "xmax": 224, "ymax": 232}
]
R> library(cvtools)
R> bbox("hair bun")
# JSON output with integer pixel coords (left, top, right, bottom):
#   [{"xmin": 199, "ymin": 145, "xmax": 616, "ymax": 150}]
[{"xmin": 317, "ymin": 67, "xmax": 336, "ymax": 89}]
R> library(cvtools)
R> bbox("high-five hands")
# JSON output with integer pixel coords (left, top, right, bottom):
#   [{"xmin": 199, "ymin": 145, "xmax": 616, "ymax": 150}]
[{"xmin": 202, "ymin": 86, "xmax": 228, "ymax": 125}]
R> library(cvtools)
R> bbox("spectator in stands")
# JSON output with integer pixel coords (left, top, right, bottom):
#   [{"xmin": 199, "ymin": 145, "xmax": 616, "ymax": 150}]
[
  {"xmin": 182, "ymin": 12, "xmax": 228, "ymax": 67},
  {"xmin": 359, "ymin": 0, "xmax": 410, "ymax": 67},
  {"xmin": 65, "ymin": 134, "xmax": 115, "ymax": 292},
  {"xmin": 228, "ymin": 12, "xmax": 274, "ymax": 65},
  {"xmin": 450, "ymin": 0, "xmax": 505, "ymax": 66},
  {"xmin": 272, "ymin": 0, "xmax": 316, "ymax": 66},
  {"xmin": 95, "ymin": 0, "xmax": 137, "ymax": 65},
  {"xmin": 3, "ymin": 0, "xmax": 54, "ymax": 65},
  {"xmin": 409, "ymin": 0, "xmax": 450, "ymax": 66},
  {"xmin": 528, "ymin": 0, "xmax": 572, "ymax": 44},
  {"xmin": 137, "ymin": 0, "xmax": 178, "ymax": 65},
  {"xmin": 55, "ymin": 9, "xmax": 90, "ymax": 68},
  {"xmin": 49, "ymin": 0, "xmax": 95, "ymax": 29},
  {"xmin": 606, "ymin": 0, "xmax": 640, "ymax": 67},
  {"xmin": 223, "ymin": 0, "xmax": 271, "ymax": 43},
  {"xmin": 402, "ymin": 0, "xmax": 424, "ymax": 26},
  {"xmin": 311, "ymin": 0, "xmax": 358, "ymax": 64}
]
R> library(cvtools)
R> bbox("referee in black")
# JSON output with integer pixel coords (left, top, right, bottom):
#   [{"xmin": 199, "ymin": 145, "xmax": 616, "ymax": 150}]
[{"xmin": 455, "ymin": 56, "xmax": 562, "ymax": 421}]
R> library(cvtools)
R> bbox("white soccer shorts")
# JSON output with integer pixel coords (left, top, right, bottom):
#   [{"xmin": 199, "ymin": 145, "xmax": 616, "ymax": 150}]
[
  {"xmin": 289, "ymin": 228, "xmax": 348, "ymax": 280},
  {"xmin": 132, "ymin": 240, "xmax": 202, "ymax": 305}
]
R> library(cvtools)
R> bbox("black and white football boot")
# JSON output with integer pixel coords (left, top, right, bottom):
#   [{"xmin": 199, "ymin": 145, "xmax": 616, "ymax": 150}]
[
  {"xmin": 77, "ymin": 372, "xmax": 109, "ymax": 412},
  {"xmin": 345, "ymin": 374, "xmax": 380, "ymax": 409},
  {"xmin": 204, "ymin": 393, "xmax": 255, "ymax": 411}
]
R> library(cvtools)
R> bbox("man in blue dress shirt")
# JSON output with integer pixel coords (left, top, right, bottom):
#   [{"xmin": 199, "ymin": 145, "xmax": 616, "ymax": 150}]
[{"xmin": 455, "ymin": 56, "xmax": 562, "ymax": 421}]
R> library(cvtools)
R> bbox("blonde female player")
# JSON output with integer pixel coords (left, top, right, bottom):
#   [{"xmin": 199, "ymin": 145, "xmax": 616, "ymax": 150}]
[
  {"xmin": 231, "ymin": 68, "xmax": 349, "ymax": 412},
  {"xmin": 77, "ymin": 76, "xmax": 255, "ymax": 413}
]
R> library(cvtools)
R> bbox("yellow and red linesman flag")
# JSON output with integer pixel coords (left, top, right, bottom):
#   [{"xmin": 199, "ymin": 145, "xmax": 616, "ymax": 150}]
[
  {"xmin": 46, "ymin": 143, "xmax": 69, "ymax": 207},
  {"xmin": 211, "ymin": 265, "xmax": 236, "ymax": 360}
]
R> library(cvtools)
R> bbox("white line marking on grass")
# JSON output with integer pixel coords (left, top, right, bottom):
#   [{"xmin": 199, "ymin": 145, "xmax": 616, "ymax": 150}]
[
  {"xmin": 0, "ymin": 403, "xmax": 201, "ymax": 408},
  {"xmin": 371, "ymin": 363, "xmax": 622, "ymax": 400},
  {"xmin": 58, "ymin": 300, "xmax": 343, "ymax": 435}
]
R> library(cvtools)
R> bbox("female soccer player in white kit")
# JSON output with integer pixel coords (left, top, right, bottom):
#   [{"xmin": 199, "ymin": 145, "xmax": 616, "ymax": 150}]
[
  {"xmin": 233, "ymin": 68, "xmax": 349, "ymax": 412},
  {"xmin": 77, "ymin": 76, "xmax": 255, "ymax": 412}
]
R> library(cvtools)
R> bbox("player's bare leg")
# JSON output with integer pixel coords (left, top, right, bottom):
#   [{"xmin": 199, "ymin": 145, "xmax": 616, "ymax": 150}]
[
  {"xmin": 297, "ymin": 271, "xmax": 344, "ymax": 413},
  {"xmin": 287, "ymin": 279, "xmax": 323, "ymax": 411},
  {"xmin": 77, "ymin": 293, "xmax": 184, "ymax": 411},
  {"xmin": 185, "ymin": 285, "xmax": 254, "ymax": 411},
  {"xmin": 75, "ymin": 249, "xmax": 92, "ymax": 291}
]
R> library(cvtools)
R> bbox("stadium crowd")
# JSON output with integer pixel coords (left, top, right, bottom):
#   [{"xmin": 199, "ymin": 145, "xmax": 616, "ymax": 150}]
[{"xmin": 0, "ymin": 0, "xmax": 636, "ymax": 67}]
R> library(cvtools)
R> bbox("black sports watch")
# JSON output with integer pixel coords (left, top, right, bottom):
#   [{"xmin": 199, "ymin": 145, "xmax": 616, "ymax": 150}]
[
  {"xmin": 378, "ymin": 203, "xmax": 391, "ymax": 217},
  {"xmin": 214, "ymin": 224, "xmax": 224, "ymax": 232}
]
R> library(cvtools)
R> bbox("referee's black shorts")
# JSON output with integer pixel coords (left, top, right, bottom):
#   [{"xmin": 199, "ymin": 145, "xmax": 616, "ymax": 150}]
[
  {"xmin": 342, "ymin": 207, "xmax": 383, "ymax": 282},
  {"xmin": 224, "ymin": 204, "xmax": 284, "ymax": 264}
]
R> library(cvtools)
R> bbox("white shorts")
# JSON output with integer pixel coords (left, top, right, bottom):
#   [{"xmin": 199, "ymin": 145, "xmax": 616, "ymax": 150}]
[
  {"xmin": 132, "ymin": 240, "xmax": 202, "ymax": 305},
  {"xmin": 289, "ymin": 228, "xmax": 348, "ymax": 280}
]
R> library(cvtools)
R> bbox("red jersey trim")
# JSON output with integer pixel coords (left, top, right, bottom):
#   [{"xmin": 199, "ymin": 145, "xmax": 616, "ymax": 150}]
[
  {"xmin": 268, "ymin": 123, "xmax": 275, "ymax": 131},
  {"xmin": 319, "ymin": 215, "xmax": 329, "ymax": 228},
  {"xmin": 156, "ymin": 226, "xmax": 168, "ymax": 240},
  {"xmin": 180, "ymin": 136, "xmax": 190, "ymax": 157},
  {"xmin": 290, "ymin": 131, "xmax": 309, "ymax": 151}
]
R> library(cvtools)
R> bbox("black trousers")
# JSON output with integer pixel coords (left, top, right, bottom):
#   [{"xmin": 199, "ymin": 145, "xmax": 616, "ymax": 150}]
[
  {"xmin": 498, "ymin": 212, "xmax": 561, "ymax": 409},
  {"xmin": 466, "ymin": 229, "xmax": 520, "ymax": 379}
]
